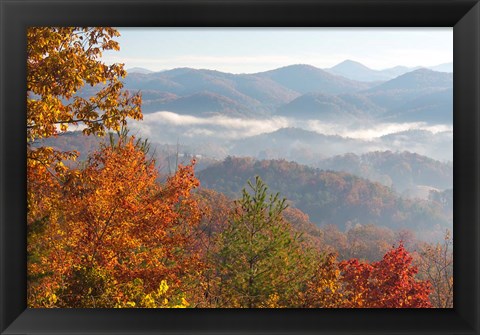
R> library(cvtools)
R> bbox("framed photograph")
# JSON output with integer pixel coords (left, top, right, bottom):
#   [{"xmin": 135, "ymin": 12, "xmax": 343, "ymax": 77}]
[{"xmin": 1, "ymin": 0, "xmax": 479, "ymax": 334}]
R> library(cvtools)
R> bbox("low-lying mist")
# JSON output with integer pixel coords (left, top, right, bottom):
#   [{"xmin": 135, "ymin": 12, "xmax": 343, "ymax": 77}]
[{"xmin": 129, "ymin": 111, "xmax": 453, "ymax": 162}]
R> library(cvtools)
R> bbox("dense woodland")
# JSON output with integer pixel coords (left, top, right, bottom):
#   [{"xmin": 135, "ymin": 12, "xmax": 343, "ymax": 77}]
[{"xmin": 27, "ymin": 27, "xmax": 453, "ymax": 308}]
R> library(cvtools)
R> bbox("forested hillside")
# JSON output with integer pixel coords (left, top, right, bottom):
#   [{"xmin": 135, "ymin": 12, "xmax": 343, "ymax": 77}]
[
  {"xmin": 315, "ymin": 151, "xmax": 452, "ymax": 194},
  {"xmin": 197, "ymin": 157, "xmax": 451, "ymax": 241}
]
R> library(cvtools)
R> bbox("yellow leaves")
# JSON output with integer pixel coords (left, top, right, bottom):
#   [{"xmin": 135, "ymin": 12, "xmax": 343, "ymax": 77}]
[
  {"xmin": 264, "ymin": 293, "xmax": 281, "ymax": 308},
  {"xmin": 47, "ymin": 292, "xmax": 58, "ymax": 304},
  {"xmin": 170, "ymin": 299, "xmax": 189, "ymax": 308},
  {"xmin": 180, "ymin": 298, "xmax": 190, "ymax": 308},
  {"xmin": 141, "ymin": 294, "xmax": 156, "ymax": 308},
  {"xmin": 158, "ymin": 280, "xmax": 169, "ymax": 295},
  {"xmin": 27, "ymin": 27, "xmax": 142, "ymax": 144},
  {"xmin": 114, "ymin": 279, "xmax": 189, "ymax": 308}
]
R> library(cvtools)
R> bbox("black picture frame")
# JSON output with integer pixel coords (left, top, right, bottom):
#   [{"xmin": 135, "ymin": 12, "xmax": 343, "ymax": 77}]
[{"xmin": 1, "ymin": 0, "xmax": 479, "ymax": 334}]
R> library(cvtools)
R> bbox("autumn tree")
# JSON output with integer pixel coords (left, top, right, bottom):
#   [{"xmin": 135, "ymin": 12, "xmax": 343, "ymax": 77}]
[
  {"xmin": 186, "ymin": 189, "xmax": 234, "ymax": 307},
  {"xmin": 27, "ymin": 27, "xmax": 154, "ymax": 307},
  {"xmin": 300, "ymin": 253, "xmax": 345, "ymax": 308},
  {"xmin": 316, "ymin": 225, "xmax": 347, "ymax": 260},
  {"xmin": 27, "ymin": 27, "xmax": 142, "ymax": 254},
  {"xmin": 415, "ymin": 230, "xmax": 453, "ymax": 308},
  {"xmin": 345, "ymin": 224, "xmax": 394, "ymax": 261},
  {"xmin": 27, "ymin": 27, "xmax": 141, "ymax": 142},
  {"xmin": 215, "ymin": 176, "xmax": 312, "ymax": 308},
  {"xmin": 282, "ymin": 207, "xmax": 324, "ymax": 250},
  {"xmin": 339, "ymin": 244, "xmax": 432, "ymax": 308},
  {"xmin": 27, "ymin": 133, "xmax": 202, "ymax": 307},
  {"xmin": 27, "ymin": 27, "xmax": 142, "ymax": 205}
]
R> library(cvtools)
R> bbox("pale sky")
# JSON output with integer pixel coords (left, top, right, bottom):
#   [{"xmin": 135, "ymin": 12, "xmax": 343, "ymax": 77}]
[{"xmin": 104, "ymin": 27, "xmax": 453, "ymax": 74}]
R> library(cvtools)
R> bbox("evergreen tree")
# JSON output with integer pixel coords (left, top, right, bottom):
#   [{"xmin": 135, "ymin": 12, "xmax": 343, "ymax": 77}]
[{"xmin": 216, "ymin": 176, "xmax": 310, "ymax": 307}]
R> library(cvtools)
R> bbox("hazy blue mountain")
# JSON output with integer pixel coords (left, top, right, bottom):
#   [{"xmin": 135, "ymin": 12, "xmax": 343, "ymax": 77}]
[
  {"xmin": 327, "ymin": 60, "xmax": 392, "ymax": 82},
  {"xmin": 229, "ymin": 127, "xmax": 366, "ymax": 162},
  {"xmin": 277, "ymin": 92, "xmax": 381, "ymax": 121},
  {"xmin": 325, "ymin": 60, "xmax": 426, "ymax": 82},
  {"xmin": 337, "ymin": 93, "xmax": 385, "ymax": 117},
  {"xmin": 128, "ymin": 68, "xmax": 262, "ymax": 108},
  {"xmin": 380, "ymin": 65, "xmax": 420, "ymax": 78},
  {"xmin": 121, "ymin": 65, "xmax": 452, "ymax": 125},
  {"xmin": 367, "ymin": 68, "xmax": 452, "ymax": 92},
  {"xmin": 380, "ymin": 130, "xmax": 453, "ymax": 161},
  {"xmin": 256, "ymin": 64, "xmax": 372, "ymax": 94},
  {"xmin": 326, "ymin": 60, "xmax": 452, "ymax": 82},
  {"xmin": 124, "ymin": 72, "xmax": 183, "ymax": 91},
  {"xmin": 230, "ymin": 74, "xmax": 300, "ymax": 108},
  {"xmin": 429, "ymin": 62, "xmax": 453, "ymax": 73},
  {"xmin": 227, "ymin": 126, "xmax": 453, "ymax": 164},
  {"xmin": 148, "ymin": 91, "xmax": 255, "ymax": 117},
  {"xmin": 381, "ymin": 88, "xmax": 453, "ymax": 123},
  {"xmin": 138, "ymin": 90, "xmax": 179, "ymax": 113},
  {"xmin": 139, "ymin": 68, "xmax": 300, "ymax": 105},
  {"xmin": 275, "ymin": 68, "xmax": 452, "ymax": 124},
  {"xmin": 124, "ymin": 67, "xmax": 299, "ymax": 115},
  {"xmin": 126, "ymin": 67, "xmax": 154, "ymax": 74},
  {"xmin": 364, "ymin": 69, "xmax": 453, "ymax": 123}
]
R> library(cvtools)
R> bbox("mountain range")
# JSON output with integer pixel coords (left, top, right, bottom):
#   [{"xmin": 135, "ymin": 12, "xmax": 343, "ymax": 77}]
[
  {"xmin": 129, "ymin": 60, "xmax": 452, "ymax": 80},
  {"xmin": 325, "ymin": 60, "xmax": 452, "ymax": 82},
  {"xmin": 121, "ymin": 62, "xmax": 453, "ymax": 125},
  {"xmin": 326, "ymin": 60, "xmax": 415, "ymax": 82}
]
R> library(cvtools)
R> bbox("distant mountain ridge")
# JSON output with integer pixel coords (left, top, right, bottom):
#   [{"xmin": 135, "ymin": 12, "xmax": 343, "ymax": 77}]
[
  {"xmin": 367, "ymin": 68, "xmax": 452, "ymax": 92},
  {"xmin": 277, "ymin": 92, "xmax": 382, "ymax": 121},
  {"xmin": 256, "ymin": 64, "xmax": 371, "ymax": 94},
  {"xmin": 125, "ymin": 60, "xmax": 453, "ymax": 80},
  {"xmin": 126, "ymin": 67, "xmax": 154, "ymax": 74},
  {"xmin": 124, "ymin": 67, "xmax": 301, "ymax": 116},
  {"xmin": 122, "ymin": 63, "xmax": 452, "ymax": 125},
  {"xmin": 275, "ymin": 69, "xmax": 452, "ymax": 123},
  {"xmin": 327, "ymin": 60, "xmax": 395, "ymax": 82},
  {"xmin": 325, "ymin": 59, "xmax": 451, "ymax": 82}
]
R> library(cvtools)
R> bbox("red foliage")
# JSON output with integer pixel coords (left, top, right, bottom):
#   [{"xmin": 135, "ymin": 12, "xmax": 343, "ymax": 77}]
[{"xmin": 339, "ymin": 244, "xmax": 432, "ymax": 308}]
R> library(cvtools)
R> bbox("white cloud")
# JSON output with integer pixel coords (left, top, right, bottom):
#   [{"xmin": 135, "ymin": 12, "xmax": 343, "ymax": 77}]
[
  {"xmin": 303, "ymin": 119, "xmax": 452, "ymax": 140},
  {"xmin": 129, "ymin": 111, "xmax": 453, "ymax": 142},
  {"xmin": 131, "ymin": 111, "xmax": 290, "ymax": 139},
  {"xmin": 125, "ymin": 111, "xmax": 453, "ymax": 161}
]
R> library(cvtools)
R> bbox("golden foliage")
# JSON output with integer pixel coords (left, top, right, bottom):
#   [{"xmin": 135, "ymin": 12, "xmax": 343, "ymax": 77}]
[{"xmin": 28, "ymin": 136, "xmax": 201, "ymax": 307}]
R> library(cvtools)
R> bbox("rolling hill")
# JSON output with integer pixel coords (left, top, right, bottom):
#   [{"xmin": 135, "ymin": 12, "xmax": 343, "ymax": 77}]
[
  {"xmin": 197, "ymin": 157, "xmax": 451, "ymax": 240},
  {"xmin": 367, "ymin": 68, "xmax": 452, "ymax": 93},
  {"xmin": 315, "ymin": 151, "xmax": 453, "ymax": 193},
  {"xmin": 277, "ymin": 92, "xmax": 380, "ymax": 121},
  {"xmin": 123, "ymin": 67, "xmax": 299, "ymax": 116}
]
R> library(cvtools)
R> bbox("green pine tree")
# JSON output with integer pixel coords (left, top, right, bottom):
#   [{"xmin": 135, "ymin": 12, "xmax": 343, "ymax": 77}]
[{"xmin": 216, "ymin": 176, "xmax": 312, "ymax": 308}]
